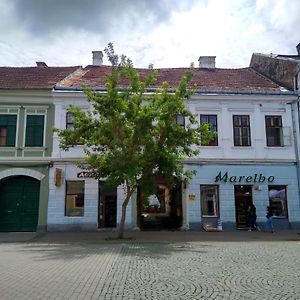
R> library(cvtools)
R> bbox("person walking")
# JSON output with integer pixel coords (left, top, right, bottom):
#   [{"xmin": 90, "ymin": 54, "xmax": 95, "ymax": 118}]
[
  {"xmin": 266, "ymin": 206, "xmax": 275, "ymax": 232},
  {"xmin": 247, "ymin": 203, "xmax": 260, "ymax": 231}
]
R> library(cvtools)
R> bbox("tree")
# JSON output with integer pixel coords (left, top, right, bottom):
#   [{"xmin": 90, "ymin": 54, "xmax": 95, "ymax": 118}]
[{"xmin": 55, "ymin": 43, "xmax": 212, "ymax": 238}]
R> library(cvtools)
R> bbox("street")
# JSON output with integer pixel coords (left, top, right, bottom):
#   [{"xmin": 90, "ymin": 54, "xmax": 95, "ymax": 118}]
[{"xmin": 0, "ymin": 232, "xmax": 300, "ymax": 299}]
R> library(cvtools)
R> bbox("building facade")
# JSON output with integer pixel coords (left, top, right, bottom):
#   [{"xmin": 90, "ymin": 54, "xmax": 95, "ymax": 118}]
[
  {"xmin": 0, "ymin": 65, "xmax": 79, "ymax": 232},
  {"xmin": 47, "ymin": 53, "xmax": 300, "ymax": 231}
]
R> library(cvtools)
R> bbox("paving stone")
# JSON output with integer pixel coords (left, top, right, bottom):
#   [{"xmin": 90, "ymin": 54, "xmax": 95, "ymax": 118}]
[{"xmin": 0, "ymin": 241, "xmax": 299, "ymax": 299}]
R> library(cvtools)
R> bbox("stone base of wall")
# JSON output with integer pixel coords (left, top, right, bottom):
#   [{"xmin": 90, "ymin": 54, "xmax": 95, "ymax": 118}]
[
  {"xmin": 37, "ymin": 225, "xmax": 47, "ymax": 233},
  {"xmin": 47, "ymin": 223, "xmax": 132, "ymax": 231},
  {"xmin": 290, "ymin": 222, "xmax": 300, "ymax": 229},
  {"xmin": 190, "ymin": 221, "xmax": 296, "ymax": 231},
  {"xmin": 47, "ymin": 223, "xmax": 99, "ymax": 231}
]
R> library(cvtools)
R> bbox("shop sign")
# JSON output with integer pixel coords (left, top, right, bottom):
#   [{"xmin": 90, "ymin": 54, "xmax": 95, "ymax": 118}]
[
  {"xmin": 215, "ymin": 171, "xmax": 275, "ymax": 184},
  {"xmin": 55, "ymin": 168, "xmax": 62, "ymax": 186},
  {"xmin": 188, "ymin": 194, "xmax": 196, "ymax": 201},
  {"xmin": 77, "ymin": 171, "xmax": 94, "ymax": 178}
]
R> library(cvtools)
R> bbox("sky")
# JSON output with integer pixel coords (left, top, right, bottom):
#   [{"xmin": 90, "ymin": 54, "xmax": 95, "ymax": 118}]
[{"xmin": 0, "ymin": 0, "xmax": 299, "ymax": 69}]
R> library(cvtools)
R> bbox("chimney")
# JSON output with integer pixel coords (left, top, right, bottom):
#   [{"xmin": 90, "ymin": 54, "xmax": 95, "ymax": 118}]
[
  {"xmin": 198, "ymin": 56, "xmax": 216, "ymax": 68},
  {"xmin": 36, "ymin": 61, "xmax": 48, "ymax": 67},
  {"xmin": 296, "ymin": 43, "xmax": 300, "ymax": 56},
  {"xmin": 92, "ymin": 51, "xmax": 103, "ymax": 66}
]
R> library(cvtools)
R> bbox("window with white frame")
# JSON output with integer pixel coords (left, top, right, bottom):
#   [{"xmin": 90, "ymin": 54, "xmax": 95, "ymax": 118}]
[
  {"xmin": 200, "ymin": 114, "xmax": 218, "ymax": 146},
  {"xmin": 200, "ymin": 185, "xmax": 219, "ymax": 217},
  {"xmin": 233, "ymin": 115, "xmax": 251, "ymax": 146},
  {"xmin": 265, "ymin": 116, "xmax": 283, "ymax": 147},
  {"xmin": 66, "ymin": 112, "xmax": 74, "ymax": 130}
]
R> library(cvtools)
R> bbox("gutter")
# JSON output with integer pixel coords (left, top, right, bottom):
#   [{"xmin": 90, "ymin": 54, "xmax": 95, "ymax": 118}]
[{"xmin": 54, "ymin": 86, "xmax": 297, "ymax": 96}]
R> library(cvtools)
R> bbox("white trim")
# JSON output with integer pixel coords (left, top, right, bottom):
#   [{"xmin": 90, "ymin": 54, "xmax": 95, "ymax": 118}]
[
  {"xmin": 22, "ymin": 105, "xmax": 49, "ymax": 109},
  {"xmin": 260, "ymin": 107, "xmax": 286, "ymax": 112},
  {"xmin": 23, "ymin": 108, "xmax": 47, "ymax": 148},
  {"xmin": 195, "ymin": 107, "xmax": 222, "ymax": 112},
  {"xmin": 228, "ymin": 108, "xmax": 254, "ymax": 112},
  {"xmin": 0, "ymin": 168, "xmax": 45, "ymax": 181}
]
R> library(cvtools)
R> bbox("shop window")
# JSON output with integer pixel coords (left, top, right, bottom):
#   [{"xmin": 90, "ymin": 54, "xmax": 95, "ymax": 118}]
[
  {"xmin": 265, "ymin": 116, "xmax": 283, "ymax": 147},
  {"xmin": 200, "ymin": 115, "xmax": 218, "ymax": 146},
  {"xmin": 66, "ymin": 112, "xmax": 75, "ymax": 130},
  {"xmin": 65, "ymin": 181, "xmax": 84, "ymax": 217},
  {"xmin": 25, "ymin": 115, "xmax": 45, "ymax": 147},
  {"xmin": 233, "ymin": 115, "xmax": 251, "ymax": 146},
  {"xmin": 0, "ymin": 115, "xmax": 17, "ymax": 147},
  {"xmin": 268, "ymin": 186, "xmax": 288, "ymax": 218},
  {"xmin": 143, "ymin": 184, "xmax": 170, "ymax": 215},
  {"xmin": 200, "ymin": 185, "xmax": 219, "ymax": 217}
]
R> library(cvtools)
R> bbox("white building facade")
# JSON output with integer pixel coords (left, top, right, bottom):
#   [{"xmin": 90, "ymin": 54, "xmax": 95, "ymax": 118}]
[{"xmin": 47, "ymin": 59, "xmax": 300, "ymax": 231}]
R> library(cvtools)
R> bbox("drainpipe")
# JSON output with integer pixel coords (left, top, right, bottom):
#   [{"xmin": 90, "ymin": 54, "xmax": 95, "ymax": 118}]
[{"xmin": 290, "ymin": 97, "xmax": 300, "ymax": 208}]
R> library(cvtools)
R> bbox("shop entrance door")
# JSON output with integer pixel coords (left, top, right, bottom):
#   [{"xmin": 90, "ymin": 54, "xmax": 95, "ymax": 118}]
[
  {"xmin": 98, "ymin": 182, "xmax": 117, "ymax": 228},
  {"xmin": 137, "ymin": 178, "xmax": 182, "ymax": 230},
  {"xmin": 234, "ymin": 185, "xmax": 253, "ymax": 229}
]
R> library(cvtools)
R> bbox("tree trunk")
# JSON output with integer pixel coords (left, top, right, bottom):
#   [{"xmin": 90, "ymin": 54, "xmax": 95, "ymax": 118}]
[{"xmin": 118, "ymin": 186, "xmax": 134, "ymax": 239}]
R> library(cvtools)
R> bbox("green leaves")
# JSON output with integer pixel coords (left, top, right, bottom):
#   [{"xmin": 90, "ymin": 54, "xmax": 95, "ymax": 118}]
[{"xmin": 55, "ymin": 43, "xmax": 213, "ymax": 194}]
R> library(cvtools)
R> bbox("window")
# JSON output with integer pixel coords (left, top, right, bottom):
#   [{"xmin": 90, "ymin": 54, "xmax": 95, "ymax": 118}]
[
  {"xmin": 200, "ymin": 115, "xmax": 218, "ymax": 146},
  {"xmin": 65, "ymin": 181, "xmax": 84, "ymax": 217},
  {"xmin": 175, "ymin": 114, "xmax": 185, "ymax": 127},
  {"xmin": 265, "ymin": 116, "xmax": 283, "ymax": 147},
  {"xmin": 66, "ymin": 112, "xmax": 74, "ymax": 130},
  {"xmin": 25, "ymin": 115, "xmax": 44, "ymax": 147},
  {"xmin": 268, "ymin": 186, "xmax": 288, "ymax": 218},
  {"xmin": 233, "ymin": 115, "xmax": 251, "ymax": 146},
  {"xmin": 200, "ymin": 185, "xmax": 219, "ymax": 217},
  {"xmin": 0, "ymin": 115, "xmax": 17, "ymax": 147}
]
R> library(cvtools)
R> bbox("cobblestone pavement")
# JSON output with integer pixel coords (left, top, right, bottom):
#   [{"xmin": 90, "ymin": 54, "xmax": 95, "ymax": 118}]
[{"xmin": 0, "ymin": 241, "xmax": 300, "ymax": 299}]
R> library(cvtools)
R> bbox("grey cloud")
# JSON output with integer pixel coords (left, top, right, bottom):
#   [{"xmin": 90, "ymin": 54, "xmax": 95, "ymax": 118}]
[{"xmin": 11, "ymin": 0, "xmax": 198, "ymax": 37}]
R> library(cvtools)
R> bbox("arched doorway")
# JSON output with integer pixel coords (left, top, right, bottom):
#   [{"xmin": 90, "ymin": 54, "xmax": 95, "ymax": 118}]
[
  {"xmin": 0, "ymin": 176, "xmax": 40, "ymax": 231},
  {"xmin": 137, "ymin": 178, "xmax": 182, "ymax": 230}
]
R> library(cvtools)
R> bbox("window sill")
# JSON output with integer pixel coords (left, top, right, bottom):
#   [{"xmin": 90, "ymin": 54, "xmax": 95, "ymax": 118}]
[
  {"xmin": 264, "ymin": 146, "xmax": 286, "ymax": 149},
  {"xmin": 21, "ymin": 147, "xmax": 47, "ymax": 150},
  {"xmin": 0, "ymin": 147, "xmax": 17, "ymax": 150},
  {"xmin": 202, "ymin": 215, "xmax": 219, "ymax": 218},
  {"xmin": 199, "ymin": 146, "xmax": 221, "ymax": 148},
  {"xmin": 231, "ymin": 146, "xmax": 254, "ymax": 149}
]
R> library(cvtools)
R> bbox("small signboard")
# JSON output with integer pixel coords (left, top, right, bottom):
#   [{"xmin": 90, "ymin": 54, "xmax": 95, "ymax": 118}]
[
  {"xmin": 55, "ymin": 168, "xmax": 62, "ymax": 186},
  {"xmin": 188, "ymin": 194, "xmax": 196, "ymax": 201}
]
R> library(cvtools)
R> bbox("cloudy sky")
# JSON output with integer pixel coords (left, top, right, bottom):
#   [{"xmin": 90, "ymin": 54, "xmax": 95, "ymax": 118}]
[{"xmin": 0, "ymin": 0, "xmax": 299, "ymax": 68}]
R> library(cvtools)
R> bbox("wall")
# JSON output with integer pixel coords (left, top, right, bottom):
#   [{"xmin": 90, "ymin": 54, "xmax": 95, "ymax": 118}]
[{"xmin": 186, "ymin": 164, "xmax": 300, "ymax": 230}]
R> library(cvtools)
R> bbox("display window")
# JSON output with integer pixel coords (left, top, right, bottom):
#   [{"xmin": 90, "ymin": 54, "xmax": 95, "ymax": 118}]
[
  {"xmin": 65, "ymin": 181, "xmax": 85, "ymax": 217},
  {"xmin": 268, "ymin": 185, "xmax": 288, "ymax": 218},
  {"xmin": 200, "ymin": 185, "xmax": 219, "ymax": 217}
]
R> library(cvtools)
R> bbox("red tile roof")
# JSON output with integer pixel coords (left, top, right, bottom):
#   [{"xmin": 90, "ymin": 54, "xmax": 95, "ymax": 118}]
[
  {"xmin": 0, "ymin": 66, "xmax": 80, "ymax": 89},
  {"xmin": 56, "ymin": 65, "xmax": 283, "ymax": 92}
]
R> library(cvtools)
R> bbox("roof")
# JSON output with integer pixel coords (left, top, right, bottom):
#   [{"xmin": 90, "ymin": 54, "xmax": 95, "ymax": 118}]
[
  {"xmin": 0, "ymin": 66, "xmax": 80, "ymax": 89},
  {"xmin": 250, "ymin": 53, "xmax": 300, "ymax": 90},
  {"xmin": 56, "ymin": 65, "xmax": 283, "ymax": 93}
]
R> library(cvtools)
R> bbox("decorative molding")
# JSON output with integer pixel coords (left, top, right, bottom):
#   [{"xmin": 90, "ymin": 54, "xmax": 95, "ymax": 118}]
[{"xmin": 0, "ymin": 168, "xmax": 45, "ymax": 181}]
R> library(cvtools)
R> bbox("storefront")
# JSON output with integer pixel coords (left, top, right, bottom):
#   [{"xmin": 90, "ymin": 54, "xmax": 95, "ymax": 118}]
[
  {"xmin": 47, "ymin": 164, "xmax": 129, "ymax": 231},
  {"xmin": 185, "ymin": 163, "xmax": 300, "ymax": 230}
]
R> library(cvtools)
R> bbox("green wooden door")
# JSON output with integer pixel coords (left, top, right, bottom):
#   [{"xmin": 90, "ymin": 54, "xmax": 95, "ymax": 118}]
[{"xmin": 0, "ymin": 176, "xmax": 40, "ymax": 231}]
